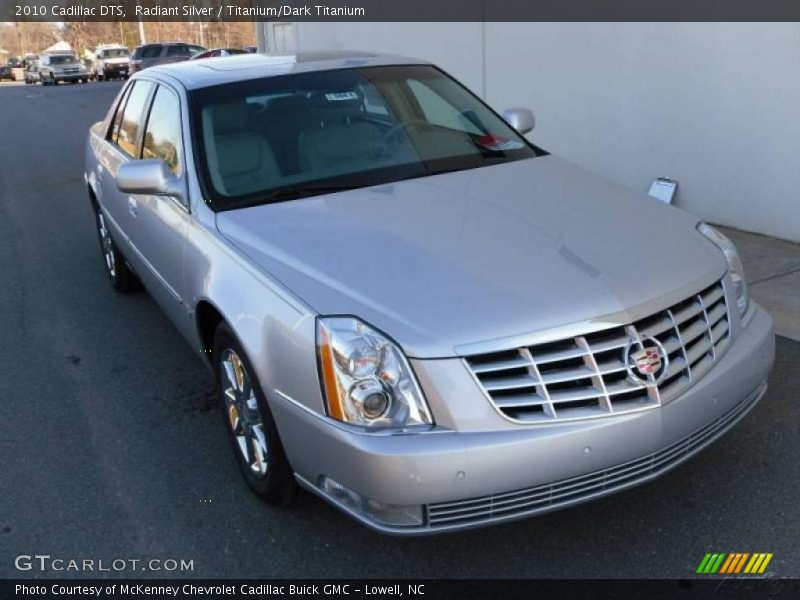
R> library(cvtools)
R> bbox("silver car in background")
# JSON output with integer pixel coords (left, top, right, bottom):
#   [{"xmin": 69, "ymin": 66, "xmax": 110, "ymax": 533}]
[
  {"xmin": 39, "ymin": 53, "xmax": 90, "ymax": 85},
  {"xmin": 84, "ymin": 52, "xmax": 774, "ymax": 534}
]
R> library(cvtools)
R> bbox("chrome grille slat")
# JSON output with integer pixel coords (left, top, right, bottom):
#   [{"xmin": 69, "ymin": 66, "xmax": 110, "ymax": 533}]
[
  {"xmin": 539, "ymin": 365, "xmax": 597, "ymax": 384},
  {"xmin": 530, "ymin": 345, "xmax": 587, "ymax": 364},
  {"xmin": 707, "ymin": 302, "xmax": 727, "ymax": 326},
  {"xmin": 661, "ymin": 336, "xmax": 683, "ymax": 355},
  {"xmin": 679, "ymin": 318, "xmax": 709, "ymax": 346},
  {"xmin": 493, "ymin": 393, "xmax": 549, "ymax": 408},
  {"xmin": 481, "ymin": 374, "xmax": 539, "ymax": 391},
  {"xmin": 469, "ymin": 354, "xmax": 531, "ymax": 373},
  {"xmin": 685, "ymin": 337, "xmax": 713, "ymax": 366},
  {"xmin": 547, "ymin": 386, "xmax": 604, "ymax": 403},
  {"xmin": 586, "ymin": 335, "xmax": 629, "ymax": 353},
  {"xmin": 702, "ymin": 285, "xmax": 724, "ymax": 305},
  {"xmin": 465, "ymin": 279, "xmax": 731, "ymax": 423},
  {"xmin": 711, "ymin": 319, "xmax": 729, "ymax": 341},
  {"xmin": 672, "ymin": 301, "xmax": 705, "ymax": 326}
]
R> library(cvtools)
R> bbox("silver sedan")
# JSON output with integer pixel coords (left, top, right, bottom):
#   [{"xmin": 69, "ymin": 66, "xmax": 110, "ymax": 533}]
[{"xmin": 84, "ymin": 51, "xmax": 774, "ymax": 534}]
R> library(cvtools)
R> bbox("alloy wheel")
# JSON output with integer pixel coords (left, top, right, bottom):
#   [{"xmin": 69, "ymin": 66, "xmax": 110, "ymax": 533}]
[
  {"xmin": 96, "ymin": 212, "xmax": 116, "ymax": 277},
  {"xmin": 220, "ymin": 349, "xmax": 269, "ymax": 478}
]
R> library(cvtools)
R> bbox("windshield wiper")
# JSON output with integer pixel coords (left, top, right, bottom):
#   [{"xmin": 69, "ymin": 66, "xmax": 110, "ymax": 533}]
[
  {"xmin": 267, "ymin": 184, "xmax": 356, "ymax": 202},
  {"xmin": 225, "ymin": 184, "xmax": 358, "ymax": 211}
]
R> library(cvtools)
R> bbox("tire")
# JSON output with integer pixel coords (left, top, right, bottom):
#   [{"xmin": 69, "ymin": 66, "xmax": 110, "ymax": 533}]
[
  {"xmin": 213, "ymin": 322, "xmax": 298, "ymax": 506},
  {"xmin": 97, "ymin": 73, "xmax": 104, "ymax": 82},
  {"xmin": 93, "ymin": 203, "xmax": 139, "ymax": 293}
]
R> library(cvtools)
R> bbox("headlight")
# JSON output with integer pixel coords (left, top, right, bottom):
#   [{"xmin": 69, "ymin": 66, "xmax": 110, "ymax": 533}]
[
  {"xmin": 316, "ymin": 317, "xmax": 433, "ymax": 430},
  {"xmin": 697, "ymin": 222, "xmax": 748, "ymax": 317}
]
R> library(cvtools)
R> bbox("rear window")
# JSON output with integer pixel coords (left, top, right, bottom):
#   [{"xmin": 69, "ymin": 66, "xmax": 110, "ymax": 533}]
[{"xmin": 109, "ymin": 84, "xmax": 133, "ymax": 142}]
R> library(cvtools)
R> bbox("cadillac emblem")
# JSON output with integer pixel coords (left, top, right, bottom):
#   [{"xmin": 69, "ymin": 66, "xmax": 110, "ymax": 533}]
[{"xmin": 624, "ymin": 336, "xmax": 668, "ymax": 386}]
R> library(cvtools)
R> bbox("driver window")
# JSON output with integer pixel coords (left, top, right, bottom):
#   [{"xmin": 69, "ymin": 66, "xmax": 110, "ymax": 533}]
[{"xmin": 142, "ymin": 86, "xmax": 182, "ymax": 175}]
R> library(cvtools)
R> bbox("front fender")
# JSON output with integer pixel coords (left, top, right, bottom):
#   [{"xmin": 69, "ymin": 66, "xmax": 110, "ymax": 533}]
[{"xmin": 185, "ymin": 218, "xmax": 325, "ymax": 417}]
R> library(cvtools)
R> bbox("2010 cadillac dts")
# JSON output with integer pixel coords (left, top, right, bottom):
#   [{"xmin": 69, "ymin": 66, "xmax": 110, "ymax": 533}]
[{"xmin": 84, "ymin": 51, "xmax": 775, "ymax": 534}]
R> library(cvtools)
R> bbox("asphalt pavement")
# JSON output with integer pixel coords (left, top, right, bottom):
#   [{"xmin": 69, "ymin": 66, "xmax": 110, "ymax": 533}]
[{"xmin": 0, "ymin": 81, "xmax": 798, "ymax": 579}]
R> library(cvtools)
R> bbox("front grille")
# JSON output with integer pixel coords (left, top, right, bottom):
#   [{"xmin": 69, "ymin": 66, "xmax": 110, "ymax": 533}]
[
  {"xmin": 427, "ymin": 382, "xmax": 762, "ymax": 528},
  {"xmin": 465, "ymin": 279, "xmax": 731, "ymax": 423}
]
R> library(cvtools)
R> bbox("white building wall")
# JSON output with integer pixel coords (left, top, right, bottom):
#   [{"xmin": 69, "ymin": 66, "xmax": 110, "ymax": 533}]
[{"xmin": 287, "ymin": 22, "xmax": 800, "ymax": 242}]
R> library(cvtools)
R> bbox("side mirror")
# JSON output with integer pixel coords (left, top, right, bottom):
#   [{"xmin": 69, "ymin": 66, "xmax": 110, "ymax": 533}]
[
  {"xmin": 116, "ymin": 159, "xmax": 185, "ymax": 204},
  {"xmin": 502, "ymin": 108, "xmax": 535, "ymax": 135}
]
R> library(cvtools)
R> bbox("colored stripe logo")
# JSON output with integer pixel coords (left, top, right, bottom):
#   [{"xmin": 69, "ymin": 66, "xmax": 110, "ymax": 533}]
[{"xmin": 697, "ymin": 553, "xmax": 773, "ymax": 574}]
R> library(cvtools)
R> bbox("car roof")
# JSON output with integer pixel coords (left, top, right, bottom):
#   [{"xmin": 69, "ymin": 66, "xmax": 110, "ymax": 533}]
[
  {"xmin": 137, "ymin": 42, "xmax": 196, "ymax": 48},
  {"xmin": 141, "ymin": 50, "xmax": 430, "ymax": 91}
]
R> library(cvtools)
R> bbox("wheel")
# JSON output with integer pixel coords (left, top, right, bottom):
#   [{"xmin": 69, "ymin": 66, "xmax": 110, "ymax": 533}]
[
  {"xmin": 93, "ymin": 203, "xmax": 139, "ymax": 293},
  {"xmin": 97, "ymin": 73, "xmax": 104, "ymax": 82},
  {"xmin": 213, "ymin": 322, "xmax": 298, "ymax": 506}
]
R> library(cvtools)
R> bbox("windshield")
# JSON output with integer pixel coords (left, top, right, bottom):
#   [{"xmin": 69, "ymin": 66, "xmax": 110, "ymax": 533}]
[
  {"xmin": 102, "ymin": 49, "xmax": 129, "ymax": 58},
  {"xmin": 49, "ymin": 55, "xmax": 78, "ymax": 65},
  {"xmin": 190, "ymin": 65, "xmax": 540, "ymax": 210}
]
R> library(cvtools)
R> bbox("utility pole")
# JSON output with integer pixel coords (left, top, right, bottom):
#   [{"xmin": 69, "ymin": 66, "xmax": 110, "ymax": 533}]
[
  {"xmin": 138, "ymin": 19, "xmax": 146, "ymax": 45},
  {"xmin": 15, "ymin": 22, "xmax": 24, "ymax": 56}
]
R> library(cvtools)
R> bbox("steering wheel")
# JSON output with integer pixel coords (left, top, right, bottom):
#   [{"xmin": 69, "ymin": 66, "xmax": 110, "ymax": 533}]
[{"xmin": 375, "ymin": 119, "xmax": 431, "ymax": 156}]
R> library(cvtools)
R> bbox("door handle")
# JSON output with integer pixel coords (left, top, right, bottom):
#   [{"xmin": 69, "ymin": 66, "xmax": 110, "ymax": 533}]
[{"xmin": 128, "ymin": 196, "xmax": 138, "ymax": 217}]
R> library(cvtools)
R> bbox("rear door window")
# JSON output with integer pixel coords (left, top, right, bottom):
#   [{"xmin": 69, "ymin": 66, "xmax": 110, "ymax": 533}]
[
  {"xmin": 140, "ymin": 46, "xmax": 162, "ymax": 59},
  {"xmin": 116, "ymin": 81, "xmax": 154, "ymax": 157},
  {"xmin": 108, "ymin": 83, "xmax": 133, "ymax": 142},
  {"xmin": 165, "ymin": 45, "xmax": 190, "ymax": 58}
]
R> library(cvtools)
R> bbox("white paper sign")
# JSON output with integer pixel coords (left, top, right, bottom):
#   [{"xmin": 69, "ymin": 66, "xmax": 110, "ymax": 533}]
[{"xmin": 648, "ymin": 178, "xmax": 677, "ymax": 204}]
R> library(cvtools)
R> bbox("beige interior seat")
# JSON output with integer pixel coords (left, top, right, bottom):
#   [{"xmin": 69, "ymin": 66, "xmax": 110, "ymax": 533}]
[{"xmin": 212, "ymin": 102, "xmax": 281, "ymax": 197}]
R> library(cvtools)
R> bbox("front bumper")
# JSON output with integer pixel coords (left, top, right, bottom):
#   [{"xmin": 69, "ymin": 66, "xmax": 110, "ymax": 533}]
[
  {"xmin": 102, "ymin": 65, "xmax": 129, "ymax": 76},
  {"xmin": 53, "ymin": 72, "xmax": 86, "ymax": 82},
  {"xmin": 270, "ymin": 304, "xmax": 774, "ymax": 534}
]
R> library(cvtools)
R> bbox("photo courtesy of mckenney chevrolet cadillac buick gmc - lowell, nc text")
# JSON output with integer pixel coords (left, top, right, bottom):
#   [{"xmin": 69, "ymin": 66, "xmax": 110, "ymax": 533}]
[{"xmin": 83, "ymin": 51, "xmax": 775, "ymax": 534}]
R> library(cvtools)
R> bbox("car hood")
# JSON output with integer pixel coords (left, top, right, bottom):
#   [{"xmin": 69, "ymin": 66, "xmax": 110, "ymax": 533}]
[
  {"xmin": 102, "ymin": 57, "xmax": 130, "ymax": 65},
  {"xmin": 216, "ymin": 155, "xmax": 726, "ymax": 358}
]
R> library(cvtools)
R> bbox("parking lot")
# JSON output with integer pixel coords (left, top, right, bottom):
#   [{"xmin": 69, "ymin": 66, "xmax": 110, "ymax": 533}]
[{"xmin": 0, "ymin": 81, "xmax": 798, "ymax": 578}]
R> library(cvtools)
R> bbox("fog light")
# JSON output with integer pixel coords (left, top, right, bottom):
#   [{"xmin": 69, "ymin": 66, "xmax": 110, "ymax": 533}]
[{"xmin": 320, "ymin": 477, "xmax": 424, "ymax": 527}]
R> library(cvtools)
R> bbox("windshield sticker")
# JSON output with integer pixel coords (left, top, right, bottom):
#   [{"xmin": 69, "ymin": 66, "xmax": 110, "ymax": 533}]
[
  {"xmin": 325, "ymin": 92, "xmax": 359, "ymax": 102},
  {"xmin": 475, "ymin": 134, "xmax": 525, "ymax": 151}
]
